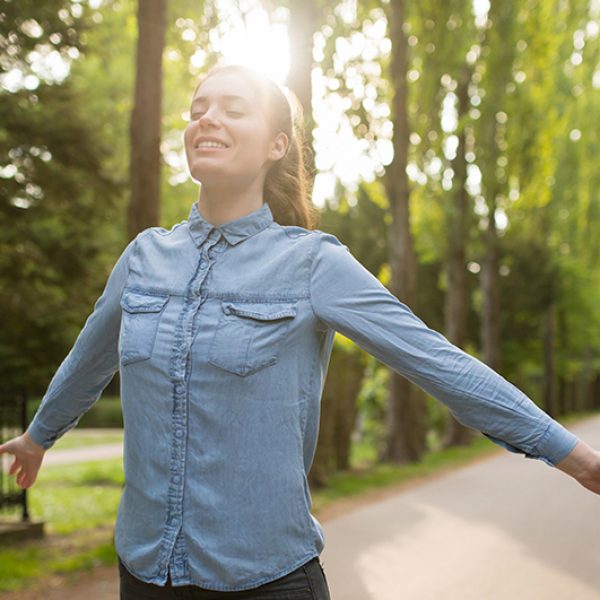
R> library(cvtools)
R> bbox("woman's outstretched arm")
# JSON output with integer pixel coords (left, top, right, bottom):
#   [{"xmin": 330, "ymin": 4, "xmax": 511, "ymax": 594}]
[
  {"xmin": 24, "ymin": 233, "xmax": 143, "ymax": 450},
  {"xmin": 0, "ymin": 233, "xmax": 144, "ymax": 489},
  {"xmin": 309, "ymin": 231, "xmax": 599, "ymax": 493},
  {"xmin": 0, "ymin": 238, "xmax": 137, "ymax": 489}
]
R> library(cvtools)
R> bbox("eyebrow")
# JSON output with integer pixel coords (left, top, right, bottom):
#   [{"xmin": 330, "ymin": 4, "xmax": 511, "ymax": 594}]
[{"xmin": 190, "ymin": 94, "xmax": 249, "ymax": 106}]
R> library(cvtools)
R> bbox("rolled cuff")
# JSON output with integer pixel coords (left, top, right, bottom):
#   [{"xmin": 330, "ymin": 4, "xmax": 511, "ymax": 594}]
[
  {"xmin": 26, "ymin": 417, "xmax": 76, "ymax": 451},
  {"xmin": 533, "ymin": 419, "xmax": 579, "ymax": 467}
]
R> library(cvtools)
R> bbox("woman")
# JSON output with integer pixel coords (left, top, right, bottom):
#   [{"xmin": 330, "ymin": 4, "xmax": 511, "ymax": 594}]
[{"xmin": 1, "ymin": 63, "xmax": 599, "ymax": 600}]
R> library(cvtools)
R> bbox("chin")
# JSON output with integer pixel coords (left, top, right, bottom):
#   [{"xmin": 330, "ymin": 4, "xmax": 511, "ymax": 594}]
[{"xmin": 189, "ymin": 164, "xmax": 228, "ymax": 180}]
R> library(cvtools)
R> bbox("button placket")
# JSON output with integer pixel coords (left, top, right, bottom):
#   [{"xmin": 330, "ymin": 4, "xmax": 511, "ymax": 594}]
[
  {"xmin": 194, "ymin": 233, "xmax": 222, "ymax": 297},
  {"xmin": 159, "ymin": 230, "xmax": 223, "ymax": 580}
]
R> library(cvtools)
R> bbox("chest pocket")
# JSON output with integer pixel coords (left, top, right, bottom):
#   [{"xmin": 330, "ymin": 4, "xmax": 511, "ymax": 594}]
[
  {"xmin": 119, "ymin": 290, "xmax": 169, "ymax": 366},
  {"xmin": 208, "ymin": 301, "xmax": 297, "ymax": 377}
]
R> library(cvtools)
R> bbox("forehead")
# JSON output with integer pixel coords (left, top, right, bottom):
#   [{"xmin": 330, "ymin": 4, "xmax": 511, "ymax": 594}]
[{"xmin": 192, "ymin": 72, "xmax": 255, "ymax": 104}]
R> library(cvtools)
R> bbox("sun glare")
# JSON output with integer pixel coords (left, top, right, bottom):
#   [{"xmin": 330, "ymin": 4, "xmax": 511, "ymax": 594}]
[{"xmin": 213, "ymin": 3, "xmax": 290, "ymax": 85}]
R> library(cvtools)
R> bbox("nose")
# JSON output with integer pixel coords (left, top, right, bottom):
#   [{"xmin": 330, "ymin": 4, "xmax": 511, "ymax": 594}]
[{"xmin": 197, "ymin": 106, "xmax": 221, "ymax": 129}]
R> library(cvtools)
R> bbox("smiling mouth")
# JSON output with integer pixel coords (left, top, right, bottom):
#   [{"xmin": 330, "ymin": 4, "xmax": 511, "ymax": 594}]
[
  {"xmin": 194, "ymin": 142, "xmax": 229, "ymax": 151},
  {"xmin": 194, "ymin": 147, "xmax": 228, "ymax": 153}
]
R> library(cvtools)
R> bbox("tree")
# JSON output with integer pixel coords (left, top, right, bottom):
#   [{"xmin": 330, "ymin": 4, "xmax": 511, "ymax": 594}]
[
  {"xmin": 128, "ymin": 0, "xmax": 167, "ymax": 239},
  {"xmin": 0, "ymin": 1, "xmax": 125, "ymax": 390}
]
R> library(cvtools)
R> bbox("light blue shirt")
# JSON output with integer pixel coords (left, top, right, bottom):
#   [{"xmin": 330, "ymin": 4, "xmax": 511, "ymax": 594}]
[{"xmin": 27, "ymin": 200, "xmax": 579, "ymax": 591}]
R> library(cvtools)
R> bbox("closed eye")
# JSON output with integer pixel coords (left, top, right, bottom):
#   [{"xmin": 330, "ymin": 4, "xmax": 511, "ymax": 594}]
[{"xmin": 189, "ymin": 111, "xmax": 244, "ymax": 120}]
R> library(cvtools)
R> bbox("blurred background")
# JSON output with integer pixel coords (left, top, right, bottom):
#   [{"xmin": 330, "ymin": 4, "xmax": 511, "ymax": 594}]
[{"xmin": 1, "ymin": 0, "xmax": 599, "ymax": 595}]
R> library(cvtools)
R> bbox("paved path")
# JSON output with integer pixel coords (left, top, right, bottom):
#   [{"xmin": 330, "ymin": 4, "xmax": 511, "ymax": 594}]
[
  {"xmin": 42, "ymin": 443, "xmax": 123, "ymax": 467},
  {"xmin": 320, "ymin": 414, "xmax": 600, "ymax": 599},
  {"xmin": 1, "ymin": 429, "xmax": 123, "ymax": 473}
]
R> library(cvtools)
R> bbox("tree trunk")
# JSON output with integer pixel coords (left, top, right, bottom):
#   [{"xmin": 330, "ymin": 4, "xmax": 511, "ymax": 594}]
[
  {"xmin": 542, "ymin": 303, "xmax": 557, "ymax": 418},
  {"xmin": 442, "ymin": 63, "xmax": 475, "ymax": 448},
  {"xmin": 381, "ymin": 0, "xmax": 428, "ymax": 464},
  {"xmin": 592, "ymin": 374, "xmax": 600, "ymax": 411},
  {"xmin": 128, "ymin": 0, "xmax": 167, "ymax": 240},
  {"xmin": 309, "ymin": 346, "xmax": 363, "ymax": 487},
  {"xmin": 333, "ymin": 355, "xmax": 362, "ymax": 470},
  {"xmin": 582, "ymin": 345, "xmax": 595, "ymax": 411},
  {"xmin": 557, "ymin": 306, "xmax": 568, "ymax": 415},
  {"xmin": 481, "ymin": 196, "xmax": 500, "ymax": 371},
  {"xmin": 287, "ymin": 0, "xmax": 317, "ymax": 187}
]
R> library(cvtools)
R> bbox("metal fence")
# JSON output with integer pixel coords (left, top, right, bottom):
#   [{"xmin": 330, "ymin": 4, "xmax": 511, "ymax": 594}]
[{"xmin": 0, "ymin": 388, "xmax": 29, "ymax": 522}]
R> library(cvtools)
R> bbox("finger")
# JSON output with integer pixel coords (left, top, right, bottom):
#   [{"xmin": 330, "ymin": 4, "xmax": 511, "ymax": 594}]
[
  {"xmin": 9, "ymin": 458, "xmax": 20, "ymax": 475},
  {"xmin": 17, "ymin": 468, "xmax": 28, "ymax": 489}
]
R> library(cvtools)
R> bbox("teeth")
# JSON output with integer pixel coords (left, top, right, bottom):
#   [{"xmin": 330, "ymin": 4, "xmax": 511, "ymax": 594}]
[{"xmin": 196, "ymin": 141, "xmax": 227, "ymax": 149}]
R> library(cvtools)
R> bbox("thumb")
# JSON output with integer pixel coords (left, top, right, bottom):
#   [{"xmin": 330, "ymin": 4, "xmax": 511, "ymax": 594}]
[{"xmin": 0, "ymin": 440, "xmax": 14, "ymax": 454}]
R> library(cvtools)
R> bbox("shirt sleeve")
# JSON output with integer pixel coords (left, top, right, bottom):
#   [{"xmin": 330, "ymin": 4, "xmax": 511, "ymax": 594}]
[
  {"xmin": 26, "ymin": 234, "xmax": 141, "ymax": 450},
  {"xmin": 309, "ymin": 231, "xmax": 579, "ymax": 468}
]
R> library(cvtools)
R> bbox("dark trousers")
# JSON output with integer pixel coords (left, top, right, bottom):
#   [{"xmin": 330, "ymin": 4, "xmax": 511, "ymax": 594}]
[{"xmin": 118, "ymin": 555, "xmax": 332, "ymax": 600}]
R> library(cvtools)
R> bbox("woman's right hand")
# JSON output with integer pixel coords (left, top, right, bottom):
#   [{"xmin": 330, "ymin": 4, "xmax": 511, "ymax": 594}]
[{"xmin": 0, "ymin": 430, "xmax": 46, "ymax": 490}]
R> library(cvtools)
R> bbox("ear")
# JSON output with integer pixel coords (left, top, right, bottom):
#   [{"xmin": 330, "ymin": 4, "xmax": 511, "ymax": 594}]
[{"xmin": 268, "ymin": 131, "xmax": 289, "ymax": 162}]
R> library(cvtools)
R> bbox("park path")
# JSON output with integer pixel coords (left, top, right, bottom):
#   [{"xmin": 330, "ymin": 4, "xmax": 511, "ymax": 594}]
[
  {"xmin": 2, "ymin": 415, "xmax": 599, "ymax": 599},
  {"xmin": 320, "ymin": 413, "xmax": 600, "ymax": 599},
  {"xmin": 0, "ymin": 429, "xmax": 124, "ymax": 472},
  {"xmin": 42, "ymin": 441, "xmax": 123, "ymax": 467}
]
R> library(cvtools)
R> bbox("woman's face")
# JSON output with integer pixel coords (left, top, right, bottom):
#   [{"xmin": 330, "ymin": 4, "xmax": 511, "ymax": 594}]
[{"xmin": 184, "ymin": 71, "xmax": 287, "ymax": 187}]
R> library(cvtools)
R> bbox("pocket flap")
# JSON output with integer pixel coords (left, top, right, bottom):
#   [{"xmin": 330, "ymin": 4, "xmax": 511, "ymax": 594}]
[
  {"xmin": 120, "ymin": 290, "xmax": 169, "ymax": 313},
  {"xmin": 222, "ymin": 301, "xmax": 297, "ymax": 321}
]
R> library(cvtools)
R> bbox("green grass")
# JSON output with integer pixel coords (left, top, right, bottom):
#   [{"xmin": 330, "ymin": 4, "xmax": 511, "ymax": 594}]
[
  {"xmin": 31, "ymin": 458, "xmax": 124, "ymax": 535},
  {"xmin": 0, "ymin": 534, "xmax": 118, "ymax": 593},
  {"xmin": 47, "ymin": 540, "xmax": 117, "ymax": 574},
  {"xmin": 1, "ymin": 458, "xmax": 124, "ymax": 536},
  {"xmin": 0, "ymin": 458, "xmax": 124, "ymax": 592},
  {"xmin": 0, "ymin": 545, "xmax": 43, "ymax": 592}
]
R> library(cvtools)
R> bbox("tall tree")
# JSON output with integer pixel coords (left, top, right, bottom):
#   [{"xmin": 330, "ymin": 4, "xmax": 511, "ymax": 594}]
[
  {"xmin": 412, "ymin": 0, "xmax": 479, "ymax": 447},
  {"xmin": 475, "ymin": 0, "xmax": 514, "ymax": 373},
  {"xmin": 381, "ymin": 0, "xmax": 428, "ymax": 462},
  {"xmin": 128, "ymin": 0, "xmax": 167, "ymax": 239},
  {"xmin": 286, "ymin": 0, "xmax": 319, "ymax": 186}
]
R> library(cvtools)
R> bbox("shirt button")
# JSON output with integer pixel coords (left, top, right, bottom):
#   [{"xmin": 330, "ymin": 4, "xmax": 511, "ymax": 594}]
[
  {"xmin": 175, "ymin": 429, "xmax": 184, "ymax": 439},
  {"xmin": 173, "ymin": 475, "xmax": 181, "ymax": 484},
  {"xmin": 175, "ymin": 383, "xmax": 184, "ymax": 394}
]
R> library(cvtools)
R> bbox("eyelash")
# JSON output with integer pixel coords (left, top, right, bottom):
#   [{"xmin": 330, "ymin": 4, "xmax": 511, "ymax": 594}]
[{"xmin": 190, "ymin": 111, "xmax": 244, "ymax": 120}]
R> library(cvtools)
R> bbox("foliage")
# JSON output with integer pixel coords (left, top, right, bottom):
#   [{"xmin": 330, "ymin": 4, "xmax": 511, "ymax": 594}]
[{"xmin": 0, "ymin": 2, "xmax": 127, "ymax": 391}]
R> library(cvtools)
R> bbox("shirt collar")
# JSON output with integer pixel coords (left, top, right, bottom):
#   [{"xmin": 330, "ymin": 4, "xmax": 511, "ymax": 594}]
[{"xmin": 187, "ymin": 201, "xmax": 274, "ymax": 247}]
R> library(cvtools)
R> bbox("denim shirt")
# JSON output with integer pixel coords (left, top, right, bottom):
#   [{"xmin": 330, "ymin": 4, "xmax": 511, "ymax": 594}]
[{"xmin": 27, "ymin": 200, "xmax": 579, "ymax": 591}]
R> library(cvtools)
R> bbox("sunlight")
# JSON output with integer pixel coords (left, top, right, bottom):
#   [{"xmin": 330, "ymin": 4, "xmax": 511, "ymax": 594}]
[{"xmin": 213, "ymin": 1, "xmax": 290, "ymax": 85}]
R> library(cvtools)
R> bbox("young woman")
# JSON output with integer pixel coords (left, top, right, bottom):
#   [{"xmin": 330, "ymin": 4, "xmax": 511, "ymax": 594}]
[{"xmin": 1, "ymin": 63, "xmax": 599, "ymax": 600}]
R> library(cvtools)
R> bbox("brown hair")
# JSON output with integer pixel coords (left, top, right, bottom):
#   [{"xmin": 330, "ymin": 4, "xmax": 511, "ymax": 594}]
[{"xmin": 191, "ymin": 63, "xmax": 318, "ymax": 230}]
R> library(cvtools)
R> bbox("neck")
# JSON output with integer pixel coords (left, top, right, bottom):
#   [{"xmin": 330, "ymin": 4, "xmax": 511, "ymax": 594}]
[{"xmin": 196, "ymin": 178, "xmax": 265, "ymax": 227}]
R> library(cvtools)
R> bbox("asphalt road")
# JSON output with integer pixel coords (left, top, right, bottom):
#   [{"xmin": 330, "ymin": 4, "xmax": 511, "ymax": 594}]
[{"xmin": 319, "ymin": 414, "xmax": 600, "ymax": 600}]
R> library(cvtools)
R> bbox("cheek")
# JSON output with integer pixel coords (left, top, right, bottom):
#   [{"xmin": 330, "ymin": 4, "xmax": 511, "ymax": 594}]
[
  {"xmin": 183, "ymin": 124, "xmax": 195, "ymax": 147},
  {"xmin": 237, "ymin": 130, "xmax": 271, "ymax": 161}
]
